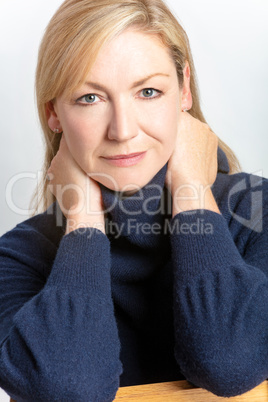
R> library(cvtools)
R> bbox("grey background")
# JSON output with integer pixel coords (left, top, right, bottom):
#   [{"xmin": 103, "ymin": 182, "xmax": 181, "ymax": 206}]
[{"xmin": 0, "ymin": 0, "xmax": 267, "ymax": 241}]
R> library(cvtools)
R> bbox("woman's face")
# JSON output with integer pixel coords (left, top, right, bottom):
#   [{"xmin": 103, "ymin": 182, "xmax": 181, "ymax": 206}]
[{"xmin": 49, "ymin": 29, "xmax": 185, "ymax": 192}]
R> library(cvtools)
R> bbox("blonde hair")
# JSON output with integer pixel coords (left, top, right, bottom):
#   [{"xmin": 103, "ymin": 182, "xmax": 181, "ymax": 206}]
[{"xmin": 33, "ymin": 0, "xmax": 240, "ymax": 213}]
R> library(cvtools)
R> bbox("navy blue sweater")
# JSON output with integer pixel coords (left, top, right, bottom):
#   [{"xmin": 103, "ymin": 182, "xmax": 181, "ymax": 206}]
[{"xmin": 0, "ymin": 149, "xmax": 267, "ymax": 401}]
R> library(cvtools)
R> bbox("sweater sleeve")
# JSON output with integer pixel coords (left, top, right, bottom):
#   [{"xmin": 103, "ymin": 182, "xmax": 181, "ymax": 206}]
[
  {"xmin": 0, "ymin": 224, "xmax": 122, "ymax": 401},
  {"xmin": 170, "ymin": 209, "xmax": 268, "ymax": 397}
]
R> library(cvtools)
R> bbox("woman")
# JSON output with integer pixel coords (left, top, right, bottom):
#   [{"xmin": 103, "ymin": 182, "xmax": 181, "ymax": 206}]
[{"xmin": 0, "ymin": 0, "xmax": 267, "ymax": 400}]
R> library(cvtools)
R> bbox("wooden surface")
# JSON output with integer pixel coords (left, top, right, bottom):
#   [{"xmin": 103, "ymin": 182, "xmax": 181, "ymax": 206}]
[
  {"xmin": 9, "ymin": 380, "xmax": 268, "ymax": 401},
  {"xmin": 114, "ymin": 380, "xmax": 268, "ymax": 401}
]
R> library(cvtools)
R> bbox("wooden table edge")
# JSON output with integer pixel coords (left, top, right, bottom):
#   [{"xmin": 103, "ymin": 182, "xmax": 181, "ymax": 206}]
[{"xmin": 9, "ymin": 379, "xmax": 268, "ymax": 401}]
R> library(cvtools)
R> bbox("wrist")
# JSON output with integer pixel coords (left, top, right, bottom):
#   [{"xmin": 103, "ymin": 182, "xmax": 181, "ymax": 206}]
[
  {"xmin": 65, "ymin": 212, "xmax": 105, "ymax": 235},
  {"xmin": 171, "ymin": 182, "xmax": 220, "ymax": 216}
]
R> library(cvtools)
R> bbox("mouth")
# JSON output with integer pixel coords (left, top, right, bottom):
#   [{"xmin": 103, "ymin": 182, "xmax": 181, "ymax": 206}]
[{"xmin": 102, "ymin": 151, "xmax": 147, "ymax": 167}]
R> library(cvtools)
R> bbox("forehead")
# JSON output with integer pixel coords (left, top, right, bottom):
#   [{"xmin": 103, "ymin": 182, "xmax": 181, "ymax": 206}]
[{"xmin": 84, "ymin": 29, "xmax": 176, "ymax": 84}]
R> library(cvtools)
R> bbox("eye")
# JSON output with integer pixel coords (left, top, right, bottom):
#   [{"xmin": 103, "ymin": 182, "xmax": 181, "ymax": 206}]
[
  {"xmin": 76, "ymin": 93, "xmax": 101, "ymax": 105},
  {"xmin": 140, "ymin": 88, "xmax": 162, "ymax": 99}
]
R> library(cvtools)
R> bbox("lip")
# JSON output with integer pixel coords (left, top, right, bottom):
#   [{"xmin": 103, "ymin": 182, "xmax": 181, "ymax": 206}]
[{"xmin": 102, "ymin": 151, "xmax": 147, "ymax": 167}]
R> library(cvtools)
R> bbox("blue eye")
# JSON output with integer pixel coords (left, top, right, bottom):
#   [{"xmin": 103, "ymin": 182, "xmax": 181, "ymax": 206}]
[
  {"xmin": 77, "ymin": 94, "xmax": 100, "ymax": 105},
  {"xmin": 84, "ymin": 94, "xmax": 96, "ymax": 103},
  {"xmin": 141, "ymin": 88, "xmax": 161, "ymax": 99},
  {"xmin": 82, "ymin": 94, "xmax": 97, "ymax": 103}
]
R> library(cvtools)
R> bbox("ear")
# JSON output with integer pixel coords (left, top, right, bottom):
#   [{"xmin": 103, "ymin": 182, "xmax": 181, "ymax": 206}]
[
  {"xmin": 46, "ymin": 101, "xmax": 62, "ymax": 132},
  {"xmin": 181, "ymin": 61, "xmax": 193, "ymax": 111}
]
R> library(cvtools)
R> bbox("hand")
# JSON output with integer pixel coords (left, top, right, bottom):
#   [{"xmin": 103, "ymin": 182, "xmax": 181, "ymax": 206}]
[
  {"xmin": 47, "ymin": 135, "xmax": 105, "ymax": 234},
  {"xmin": 165, "ymin": 112, "xmax": 220, "ymax": 215}
]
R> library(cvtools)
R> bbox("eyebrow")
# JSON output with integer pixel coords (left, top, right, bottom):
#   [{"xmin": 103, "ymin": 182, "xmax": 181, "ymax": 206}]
[{"xmin": 84, "ymin": 73, "xmax": 170, "ymax": 92}]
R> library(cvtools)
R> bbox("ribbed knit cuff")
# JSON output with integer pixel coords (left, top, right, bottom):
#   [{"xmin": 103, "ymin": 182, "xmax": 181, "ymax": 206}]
[
  {"xmin": 46, "ymin": 228, "xmax": 111, "ymax": 295},
  {"xmin": 170, "ymin": 210, "xmax": 243, "ymax": 280}
]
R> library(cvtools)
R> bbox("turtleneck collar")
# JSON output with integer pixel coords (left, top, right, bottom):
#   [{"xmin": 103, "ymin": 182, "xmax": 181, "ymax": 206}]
[
  {"xmin": 101, "ymin": 163, "xmax": 167, "ymax": 216},
  {"xmin": 99, "ymin": 147, "xmax": 229, "ymax": 247},
  {"xmin": 217, "ymin": 147, "xmax": 229, "ymax": 174},
  {"xmin": 100, "ymin": 163, "xmax": 170, "ymax": 248}
]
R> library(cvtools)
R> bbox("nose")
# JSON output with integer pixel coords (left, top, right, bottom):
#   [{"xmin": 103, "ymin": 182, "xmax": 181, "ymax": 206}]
[{"xmin": 107, "ymin": 99, "xmax": 138, "ymax": 141}]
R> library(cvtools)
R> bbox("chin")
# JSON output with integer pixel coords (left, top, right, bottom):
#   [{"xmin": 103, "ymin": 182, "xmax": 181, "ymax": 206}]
[
  {"xmin": 92, "ymin": 170, "xmax": 157, "ymax": 193},
  {"xmin": 88, "ymin": 155, "xmax": 169, "ymax": 193},
  {"xmin": 99, "ymin": 177, "xmax": 151, "ymax": 193}
]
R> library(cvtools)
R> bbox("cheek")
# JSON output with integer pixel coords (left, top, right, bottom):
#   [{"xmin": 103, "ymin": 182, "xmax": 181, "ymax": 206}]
[
  {"xmin": 140, "ymin": 100, "xmax": 179, "ymax": 149},
  {"xmin": 62, "ymin": 112, "xmax": 105, "ymax": 154}
]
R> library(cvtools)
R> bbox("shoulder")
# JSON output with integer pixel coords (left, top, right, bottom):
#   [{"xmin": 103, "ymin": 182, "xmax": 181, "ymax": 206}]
[
  {"xmin": 212, "ymin": 171, "xmax": 268, "ymax": 255},
  {"xmin": 213, "ymin": 171, "xmax": 268, "ymax": 217},
  {"xmin": 0, "ymin": 202, "xmax": 66, "ymax": 276}
]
